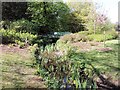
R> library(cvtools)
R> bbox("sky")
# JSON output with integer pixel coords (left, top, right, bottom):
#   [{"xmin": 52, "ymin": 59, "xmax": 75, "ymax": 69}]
[
  {"xmin": 93, "ymin": 0, "xmax": 118, "ymax": 23},
  {"xmin": 64, "ymin": 0, "xmax": 119, "ymax": 23}
]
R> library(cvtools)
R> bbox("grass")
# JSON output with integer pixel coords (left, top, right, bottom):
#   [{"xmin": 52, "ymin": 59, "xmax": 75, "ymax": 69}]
[
  {"xmin": 0, "ymin": 47, "xmax": 45, "ymax": 88},
  {"xmin": 0, "ymin": 39, "xmax": 119, "ymax": 88},
  {"xmin": 84, "ymin": 40, "xmax": 119, "ymax": 81},
  {"xmin": 65, "ymin": 39, "xmax": 119, "ymax": 83}
]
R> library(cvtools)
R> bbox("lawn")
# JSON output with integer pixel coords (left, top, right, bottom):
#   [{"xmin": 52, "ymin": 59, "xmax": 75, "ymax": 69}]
[
  {"xmin": 0, "ymin": 45, "xmax": 45, "ymax": 88},
  {"xmin": 0, "ymin": 39, "xmax": 119, "ymax": 89},
  {"xmin": 66, "ymin": 39, "xmax": 119, "ymax": 88},
  {"xmin": 82, "ymin": 40, "xmax": 119, "ymax": 84}
]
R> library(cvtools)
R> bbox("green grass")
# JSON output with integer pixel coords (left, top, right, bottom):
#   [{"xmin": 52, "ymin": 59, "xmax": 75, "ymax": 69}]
[
  {"xmin": 0, "ymin": 39, "xmax": 119, "ymax": 88},
  {"xmin": 66, "ymin": 39, "xmax": 119, "ymax": 81},
  {"xmin": 0, "ymin": 49, "xmax": 45, "ymax": 88},
  {"xmin": 84, "ymin": 40, "xmax": 119, "ymax": 80}
]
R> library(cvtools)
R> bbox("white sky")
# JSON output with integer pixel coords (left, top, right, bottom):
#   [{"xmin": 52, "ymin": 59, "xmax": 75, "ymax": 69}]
[
  {"xmin": 93, "ymin": 0, "xmax": 118, "ymax": 23},
  {"xmin": 64, "ymin": 0, "xmax": 119, "ymax": 23}
]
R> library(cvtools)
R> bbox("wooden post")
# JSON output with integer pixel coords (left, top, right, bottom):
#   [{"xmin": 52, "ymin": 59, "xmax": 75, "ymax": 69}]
[
  {"xmin": 104, "ymin": 30, "xmax": 106, "ymax": 47},
  {"xmin": 94, "ymin": 19, "xmax": 96, "ymax": 34}
]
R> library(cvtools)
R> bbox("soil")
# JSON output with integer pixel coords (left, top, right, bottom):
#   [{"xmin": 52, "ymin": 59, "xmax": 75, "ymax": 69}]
[
  {"xmin": 0, "ymin": 44, "xmax": 28, "ymax": 55},
  {"xmin": 71, "ymin": 41, "xmax": 113, "ymax": 52}
]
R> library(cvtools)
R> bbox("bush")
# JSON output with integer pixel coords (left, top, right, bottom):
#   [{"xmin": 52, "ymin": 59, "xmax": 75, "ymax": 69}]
[
  {"xmin": 15, "ymin": 40, "xmax": 25, "ymax": 48},
  {"xmin": 58, "ymin": 34, "xmax": 75, "ymax": 43},
  {"xmin": 74, "ymin": 33, "xmax": 88, "ymax": 42},
  {"xmin": 87, "ymin": 32, "xmax": 118, "ymax": 42},
  {"xmin": 15, "ymin": 32, "xmax": 37, "ymax": 44},
  {"xmin": 106, "ymin": 30, "xmax": 118, "ymax": 39},
  {"xmin": 35, "ymin": 44, "xmax": 98, "ymax": 89},
  {"xmin": 58, "ymin": 33, "xmax": 88, "ymax": 44},
  {"xmin": 0, "ymin": 29, "xmax": 16, "ymax": 43},
  {"xmin": 87, "ymin": 34, "xmax": 104, "ymax": 42},
  {"xmin": 78, "ymin": 31, "xmax": 94, "ymax": 35},
  {"xmin": 9, "ymin": 19, "xmax": 37, "ymax": 34},
  {"xmin": 57, "ymin": 29, "xmax": 118, "ymax": 44},
  {"xmin": 0, "ymin": 29, "xmax": 37, "ymax": 46},
  {"xmin": 56, "ymin": 42, "xmax": 76, "ymax": 55},
  {"xmin": 0, "ymin": 19, "xmax": 40, "ymax": 34},
  {"xmin": 0, "ymin": 20, "xmax": 11, "ymax": 29}
]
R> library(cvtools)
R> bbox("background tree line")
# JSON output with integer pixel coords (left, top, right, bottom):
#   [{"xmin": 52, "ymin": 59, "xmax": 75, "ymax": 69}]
[{"xmin": 2, "ymin": 1, "xmax": 115, "ymax": 34}]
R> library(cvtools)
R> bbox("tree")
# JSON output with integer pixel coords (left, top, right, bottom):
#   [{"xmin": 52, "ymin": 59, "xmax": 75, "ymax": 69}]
[
  {"xmin": 2, "ymin": 2, "xmax": 28, "ymax": 21},
  {"xmin": 27, "ymin": 2, "xmax": 70, "ymax": 34},
  {"xmin": 66, "ymin": 1, "xmax": 95, "ymax": 32}
]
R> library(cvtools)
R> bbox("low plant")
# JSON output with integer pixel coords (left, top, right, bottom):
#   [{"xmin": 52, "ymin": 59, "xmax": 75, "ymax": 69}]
[
  {"xmin": 58, "ymin": 34, "xmax": 75, "ymax": 43},
  {"xmin": 57, "ymin": 30, "xmax": 118, "ymax": 44},
  {"xmin": 1, "ymin": 29, "xmax": 16, "ymax": 43},
  {"xmin": 35, "ymin": 44, "xmax": 99, "ymax": 89},
  {"xmin": 9, "ymin": 19, "xmax": 36, "ymax": 33},
  {"xmin": 78, "ymin": 31, "xmax": 94, "ymax": 35},
  {"xmin": 58, "ymin": 33, "xmax": 88, "ymax": 44},
  {"xmin": 87, "ymin": 33, "xmax": 118, "ymax": 42},
  {"xmin": 0, "ymin": 29, "xmax": 37, "ymax": 46},
  {"xmin": 0, "ymin": 20, "xmax": 11, "ymax": 29}
]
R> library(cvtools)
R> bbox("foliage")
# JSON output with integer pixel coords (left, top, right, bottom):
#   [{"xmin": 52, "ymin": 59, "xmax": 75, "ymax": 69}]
[
  {"xmin": 2, "ymin": 1, "xmax": 116, "ymax": 34},
  {"xmin": 1, "ymin": 1, "xmax": 119, "ymax": 89},
  {"xmin": 106, "ymin": 30, "xmax": 118, "ymax": 39},
  {"xmin": 0, "ymin": 20, "xmax": 11, "ymax": 29},
  {"xmin": 57, "ymin": 29, "xmax": 118, "ymax": 43},
  {"xmin": 87, "ymin": 32, "xmax": 118, "ymax": 42},
  {"xmin": 28, "ymin": 44, "xmax": 39, "ymax": 54},
  {"xmin": 57, "ymin": 33, "xmax": 88, "ymax": 44},
  {"xmin": 9, "ymin": 19, "xmax": 36, "ymax": 33},
  {"xmin": 58, "ymin": 34, "xmax": 75, "ymax": 43},
  {"xmin": 0, "ymin": 19, "xmax": 38, "ymax": 34},
  {"xmin": 36, "ymin": 40, "xmax": 119, "ymax": 88},
  {"xmin": 2, "ymin": 2, "xmax": 28, "ymax": 21},
  {"xmin": 67, "ymin": 1, "xmax": 96, "ymax": 32},
  {"xmin": 67, "ymin": 12, "xmax": 86, "ymax": 32},
  {"xmin": 78, "ymin": 31, "xmax": 94, "ymax": 35},
  {"xmin": 85, "ymin": 41, "xmax": 119, "ymax": 80},
  {"xmin": 56, "ymin": 42, "xmax": 75, "ymax": 55},
  {"xmin": 0, "ymin": 29, "xmax": 37, "ymax": 46},
  {"xmin": 27, "ymin": 2, "xmax": 71, "ymax": 33},
  {"xmin": 95, "ymin": 19, "xmax": 115, "ymax": 34},
  {"xmin": 35, "ymin": 44, "xmax": 98, "ymax": 89}
]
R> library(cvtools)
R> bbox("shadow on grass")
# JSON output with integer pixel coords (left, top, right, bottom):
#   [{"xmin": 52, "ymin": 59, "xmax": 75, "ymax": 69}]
[
  {"xmin": 97, "ymin": 74, "xmax": 120, "ymax": 90},
  {"xmin": 102, "ymin": 63, "xmax": 120, "ymax": 72},
  {"xmin": 90, "ymin": 64, "xmax": 120, "ymax": 90}
]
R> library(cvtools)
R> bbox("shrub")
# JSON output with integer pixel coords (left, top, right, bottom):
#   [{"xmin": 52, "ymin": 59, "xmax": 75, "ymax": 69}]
[
  {"xmin": 9, "ymin": 19, "xmax": 36, "ymax": 34},
  {"xmin": 0, "ymin": 29, "xmax": 16, "ymax": 43},
  {"xmin": 74, "ymin": 33, "xmax": 88, "ymax": 42},
  {"xmin": 0, "ymin": 29, "xmax": 37, "ymax": 46},
  {"xmin": 0, "ymin": 20, "xmax": 11, "ymax": 29},
  {"xmin": 58, "ymin": 33, "xmax": 88, "ymax": 44},
  {"xmin": 87, "ymin": 34, "xmax": 104, "ymax": 42},
  {"xmin": 78, "ymin": 31, "xmax": 94, "ymax": 35},
  {"xmin": 16, "ymin": 41, "xmax": 25, "ymax": 48},
  {"xmin": 15, "ymin": 32, "xmax": 37, "ymax": 44},
  {"xmin": 35, "ymin": 44, "xmax": 98, "ymax": 89},
  {"xmin": 87, "ymin": 32, "xmax": 118, "ymax": 42},
  {"xmin": 57, "ymin": 30, "xmax": 118, "ymax": 44},
  {"xmin": 58, "ymin": 34, "xmax": 75, "ymax": 43},
  {"xmin": 106, "ymin": 30, "xmax": 118, "ymax": 39},
  {"xmin": 56, "ymin": 42, "xmax": 75, "ymax": 55}
]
